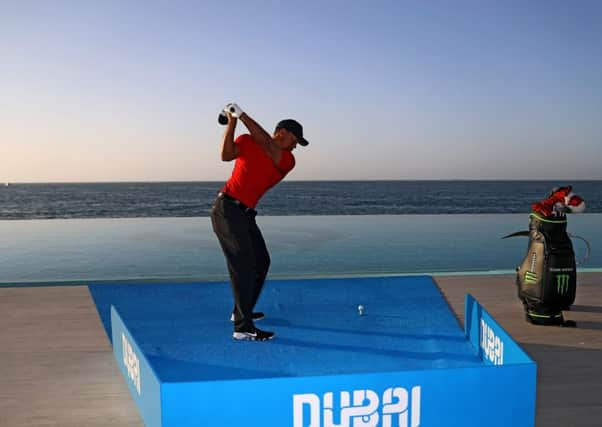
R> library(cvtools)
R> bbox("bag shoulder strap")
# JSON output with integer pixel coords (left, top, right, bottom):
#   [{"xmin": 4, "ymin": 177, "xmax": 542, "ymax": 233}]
[{"xmin": 501, "ymin": 231, "xmax": 529, "ymax": 239}]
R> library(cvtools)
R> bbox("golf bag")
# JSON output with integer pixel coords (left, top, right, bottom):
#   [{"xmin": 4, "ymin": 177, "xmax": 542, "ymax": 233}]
[
  {"xmin": 504, "ymin": 186, "xmax": 586, "ymax": 326},
  {"xmin": 507, "ymin": 214, "xmax": 576, "ymax": 325}
]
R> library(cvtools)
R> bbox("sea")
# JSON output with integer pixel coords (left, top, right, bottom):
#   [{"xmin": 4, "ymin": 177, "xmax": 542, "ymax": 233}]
[
  {"xmin": 2, "ymin": 181, "xmax": 601, "ymax": 284},
  {"xmin": 1, "ymin": 180, "xmax": 601, "ymax": 219}
]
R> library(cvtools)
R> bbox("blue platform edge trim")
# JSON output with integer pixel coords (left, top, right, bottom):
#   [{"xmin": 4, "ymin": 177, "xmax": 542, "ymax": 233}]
[
  {"xmin": 462, "ymin": 294, "xmax": 537, "ymax": 425},
  {"xmin": 111, "ymin": 306, "xmax": 163, "ymax": 427},
  {"xmin": 464, "ymin": 294, "xmax": 536, "ymax": 365}
]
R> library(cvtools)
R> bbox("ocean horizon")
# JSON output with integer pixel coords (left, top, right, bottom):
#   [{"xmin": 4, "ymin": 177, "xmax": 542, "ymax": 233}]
[{"xmin": 2, "ymin": 180, "xmax": 601, "ymax": 220}]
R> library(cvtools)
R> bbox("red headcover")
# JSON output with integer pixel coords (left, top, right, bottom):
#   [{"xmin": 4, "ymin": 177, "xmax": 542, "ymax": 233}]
[{"xmin": 531, "ymin": 185, "xmax": 585, "ymax": 217}]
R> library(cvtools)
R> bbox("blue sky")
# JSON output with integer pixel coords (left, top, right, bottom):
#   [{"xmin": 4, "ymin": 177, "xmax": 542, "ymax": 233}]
[{"xmin": 2, "ymin": 0, "xmax": 601, "ymax": 182}]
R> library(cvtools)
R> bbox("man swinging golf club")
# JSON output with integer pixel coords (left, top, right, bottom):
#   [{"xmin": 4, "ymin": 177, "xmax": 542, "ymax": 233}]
[{"xmin": 211, "ymin": 103, "xmax": 309, "ymax": 341}]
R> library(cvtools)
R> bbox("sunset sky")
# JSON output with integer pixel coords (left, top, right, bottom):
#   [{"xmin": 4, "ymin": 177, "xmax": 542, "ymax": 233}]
[{"xmin": 2, "ymin": 0, "xmax": 601, "ymax": 182}]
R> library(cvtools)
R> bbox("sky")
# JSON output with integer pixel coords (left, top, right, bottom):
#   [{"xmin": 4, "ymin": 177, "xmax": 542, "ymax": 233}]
[{"xmin": 2, "ymin": 0, "xmax": 601, "ymax": 182}]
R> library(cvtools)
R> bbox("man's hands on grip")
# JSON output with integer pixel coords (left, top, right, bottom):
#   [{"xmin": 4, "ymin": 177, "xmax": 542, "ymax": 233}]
[{"xmin": 224, "ymin": 103, "xmax": 244, "ymax": 118}]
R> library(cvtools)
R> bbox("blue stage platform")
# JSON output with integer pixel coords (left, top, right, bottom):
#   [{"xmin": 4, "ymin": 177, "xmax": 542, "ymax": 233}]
[{"xmin": 89, "ymin": 276, "xmax": 536, "ymax": 427}]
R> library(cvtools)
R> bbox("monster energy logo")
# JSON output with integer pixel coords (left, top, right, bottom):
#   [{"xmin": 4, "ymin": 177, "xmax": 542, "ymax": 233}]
[
  {"xmin": 556, "ymin": 274, "xmax": 571, "ymax": 295},
  {"xmin": 524, "ymin": 271, "xmax": 538, "ymax": 284}
]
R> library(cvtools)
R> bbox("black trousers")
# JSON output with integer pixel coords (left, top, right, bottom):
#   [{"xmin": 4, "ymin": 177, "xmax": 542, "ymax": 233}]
[{"xmin": 210, "ymin": 195, "xmax": 270, "ymax": 332}]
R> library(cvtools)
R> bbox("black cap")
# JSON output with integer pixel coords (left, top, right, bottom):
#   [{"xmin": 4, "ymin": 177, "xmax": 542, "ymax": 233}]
[{"xmin": 275, "ymin": 119, "xmax": 309, "ymax": 146}]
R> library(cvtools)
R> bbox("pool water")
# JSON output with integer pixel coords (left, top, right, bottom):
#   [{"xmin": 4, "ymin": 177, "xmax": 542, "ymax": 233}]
[{"xmin": 1, "ymin": 214, "xmax": 600, "ymax": 285}]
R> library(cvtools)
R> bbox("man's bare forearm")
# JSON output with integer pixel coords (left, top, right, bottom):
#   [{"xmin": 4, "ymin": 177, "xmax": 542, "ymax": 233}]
[
  {"xmin": 240, "ymin": 113, "xmax": 274, "ymax": 151},
  {"xmin": 221, "ymin": 117, "xmax": 238, "ymax": 161}
]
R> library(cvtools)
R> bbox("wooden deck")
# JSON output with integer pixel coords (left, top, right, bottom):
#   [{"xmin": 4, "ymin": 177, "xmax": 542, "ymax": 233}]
[
  {"xmin": 1, "ymin": 273, "xmax": 600, "ymax": 426},
  {"xmin": 0, "ymin": 286, "xmax": 143, "ymax": 427}
]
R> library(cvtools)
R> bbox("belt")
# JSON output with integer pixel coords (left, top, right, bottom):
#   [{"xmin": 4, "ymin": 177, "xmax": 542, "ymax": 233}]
[{"xmin": 217, "ymin": 192, "xmax": 255, "ymax": 214}]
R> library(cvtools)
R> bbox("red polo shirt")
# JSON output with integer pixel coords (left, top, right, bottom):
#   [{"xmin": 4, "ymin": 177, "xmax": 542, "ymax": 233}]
[{"xmin": 221, "ymin": 134, "xmax": 295, "ymax": 208}]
